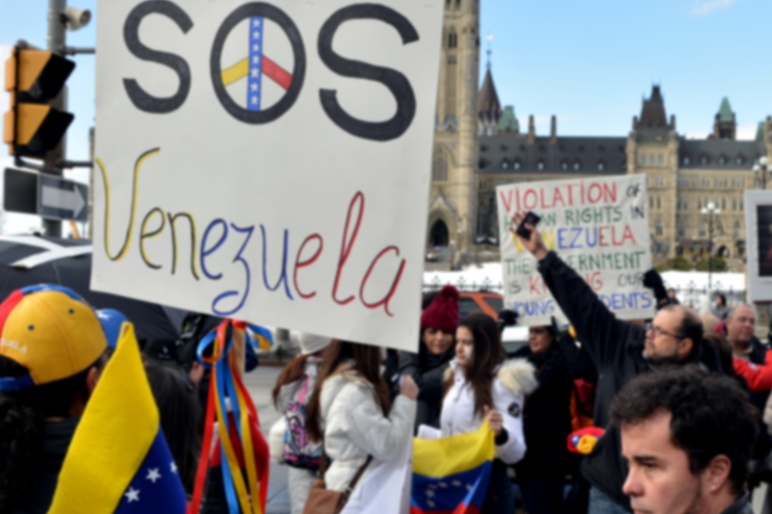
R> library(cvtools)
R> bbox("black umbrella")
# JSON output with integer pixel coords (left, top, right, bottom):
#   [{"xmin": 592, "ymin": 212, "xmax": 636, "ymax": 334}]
[{"xmin": 0, "ymin": 234, "xmax": 189, "ymax": 341}]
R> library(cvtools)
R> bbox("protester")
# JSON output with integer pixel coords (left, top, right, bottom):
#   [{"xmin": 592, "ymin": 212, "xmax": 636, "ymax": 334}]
[
  {"xmin": 398, "ymin": 285, "xmax": 459, "ymax": 431},
  {"xmin": 431, "ymin": 312, "xmax": 536, "ymax": 512},
  {"xmin": 145, "ymin": 361, "xmax": 202, "ymax": 494},
  {"xmin": 713, "ymin": 293, "xmax": 731, "ymax": 322},
  {"xmin": 667, "ymin": 287, "xmax": 680, "ymax": 304},
  {"xmin": 512, "ymin": 323, "xmax": 573, "ymax": 514},
  {"xmin": 0, "ymin": 285, "xmax": 108, "ymax": 513},
  {"xmin": 271, "ymin": 333, "xmax": 331, "ymax": 514},
  {"xmin": 512, "ymin": 211, "xmax": 714, "ymax": 513},
  {"xmin": 305, "ymin": 341, "xmax": 417, "ymax": 499},
  {"xmin": 725, "ymin": 306, "xmax": 772, "ymax": 424},
  {"xmin": 611, "ymin": 367, "xmax": 757, "ymax": 514}
]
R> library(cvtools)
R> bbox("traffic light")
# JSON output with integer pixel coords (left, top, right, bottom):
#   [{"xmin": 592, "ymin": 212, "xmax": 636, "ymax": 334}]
[{"xmin": 3, "ymin": 46, "xmax": 75, "ymax": 158}]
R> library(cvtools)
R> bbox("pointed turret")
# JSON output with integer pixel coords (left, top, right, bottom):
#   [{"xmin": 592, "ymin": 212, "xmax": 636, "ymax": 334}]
[
  {"xmin": 635, "ymin": 85, "xmax": 669, "ymax": 131},
  {"xmin": 713, "ymin": 97, "xmax": 736, "ymax": 140},
  {"xmin": 497, "ymin": 106, "xmax": 519, "ymax": 134},
  {"xmin": 478, "ymin": 68, "xmax": 501, "ymax": 136}
]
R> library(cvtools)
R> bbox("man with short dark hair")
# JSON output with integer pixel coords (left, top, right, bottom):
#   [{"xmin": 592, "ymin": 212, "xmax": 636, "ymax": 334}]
[
  {"xmin": 611, "ymin": 367, "xmax": 757, "ymax": 514},
  {"xmin": 513, "ymin": 212, "xmax": 719, "ymax": 513}
]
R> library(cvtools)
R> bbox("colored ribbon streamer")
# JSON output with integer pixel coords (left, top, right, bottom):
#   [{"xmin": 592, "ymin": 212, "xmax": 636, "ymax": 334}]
[{"xmin": 188, "ymin": 320, "xmax": 268, "ymax": 514}]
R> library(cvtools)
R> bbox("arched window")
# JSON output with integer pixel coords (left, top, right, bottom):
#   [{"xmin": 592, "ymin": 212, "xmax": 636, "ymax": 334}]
[
  {"xmin": 501, "ymin": 160, "xmax": 509, "ymax": 170},
  {"xmin": 561, "ymin": 161, "xmax": 569, "ymax": 171},
  {"xmin": 677, "ymin": 220, "xmax": 686, "ymax": 237},
  {"xmin": 656, "ymin": 196, "xmax": 661, "ymax": 209},
  {"xmin": 513, "ymin": 160, "xmax": 521, "ymax": 170},
  {"xmin": 537, "ymin": 160, "xmax": 545, "ymax": 170},
  {"xmin": 573, "ymin": 161, "xmax": 581, "ymax": 171},
  {"xmin": 733, "ymin": 221, "xmax": 741, "ymax": 239},
  {"xmin": 683, "ymin": 156, "xmax": 691, "ymax": 166},
  {"xmin": 656, "ymin": 219, "xmax": 664, "ymax": 236},
  {"xmin": 597, "ymin": 161, "xmax": 605, "ymax": 171},
  {"xmin": 732, "ymin": 198, "xmax": 737, "ymax": 210}
]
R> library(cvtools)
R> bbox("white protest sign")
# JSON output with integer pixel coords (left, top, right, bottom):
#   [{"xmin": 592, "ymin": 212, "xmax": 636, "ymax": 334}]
[
  {"xmin": 92, "ymin": 1, "xmax": 444, "ymax": 351},
  {"xmin": 744, "ymin": 190, "xmax": 772, "ymax": 302},
  {"xmin": 496, "ymin": 175, "xmax": 654, "ymax": 325}
]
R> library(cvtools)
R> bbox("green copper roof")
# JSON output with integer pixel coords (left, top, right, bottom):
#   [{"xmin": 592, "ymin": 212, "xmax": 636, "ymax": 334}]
[
  {"xmin": 498, "ymin": 105, "xmax": 519, "ymax": 133},
  {"xmin": 718, "ymin": 97, "xmax": 734, "ymax": 122},
  {"xmin": 758, "ymin": 121, "xmax": 766, "ymax": 142}
]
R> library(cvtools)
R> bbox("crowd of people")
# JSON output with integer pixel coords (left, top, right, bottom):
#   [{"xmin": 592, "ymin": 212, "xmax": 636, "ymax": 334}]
[{"xmin": 1, "ymin": 210, "xmax": 771, "ymax": 514}]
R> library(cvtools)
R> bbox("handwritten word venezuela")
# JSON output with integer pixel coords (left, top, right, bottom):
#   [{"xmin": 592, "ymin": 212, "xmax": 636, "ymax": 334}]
[{"xmin": 96, "ymin": 148, "xmax": 406, "ymax": 318}]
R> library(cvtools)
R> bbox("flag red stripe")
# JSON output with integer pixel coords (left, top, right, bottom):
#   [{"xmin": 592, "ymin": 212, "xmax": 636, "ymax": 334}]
[{"xmin": 262, "ymin": 56, "xmax": 292, "ymax": 90}]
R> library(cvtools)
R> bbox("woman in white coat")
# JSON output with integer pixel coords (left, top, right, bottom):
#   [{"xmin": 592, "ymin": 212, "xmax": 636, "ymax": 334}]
[
  {"xmin": 441, "ymin": 313, "xmax": 537, "ymax": 513},
  {"xmin": 305, "ymin": 340, "xmax": 418, "ymax": 505}
]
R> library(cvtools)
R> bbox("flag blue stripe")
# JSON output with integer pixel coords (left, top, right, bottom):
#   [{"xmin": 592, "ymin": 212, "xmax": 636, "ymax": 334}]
[
  {"xmin": 115, "ymin": 431, "xmax": 186, "ymax": 513},
  {"xmin": 411, "ymin": 461, "xmax": 492, "ymax": 511},
  {"xmin": 247, "ymin": 16, "xmax": 264, "ymax": 111}
]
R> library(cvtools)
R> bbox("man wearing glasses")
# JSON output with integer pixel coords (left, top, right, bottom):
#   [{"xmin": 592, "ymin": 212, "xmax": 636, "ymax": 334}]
[{"xmin": 511, "ymin": 212, "xmax": 714, "ymax": 514}]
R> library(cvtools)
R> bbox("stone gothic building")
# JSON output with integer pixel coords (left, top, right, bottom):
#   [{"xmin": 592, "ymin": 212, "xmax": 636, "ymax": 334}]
[{"xmin": 427, "ymin": 1, "xmax": 772, "ymax": 269}]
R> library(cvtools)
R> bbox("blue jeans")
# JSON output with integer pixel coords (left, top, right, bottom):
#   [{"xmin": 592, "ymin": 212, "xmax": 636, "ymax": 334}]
[{"xmin": 588, "ymin": 486, "xmax": 630, "ymax": 514}]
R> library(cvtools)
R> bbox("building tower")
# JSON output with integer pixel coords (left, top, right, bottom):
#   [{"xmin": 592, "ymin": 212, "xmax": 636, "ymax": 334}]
[
  {"xmin": 427, "ymin": 0, "xmax": 480, "ymax": 264},
  {"xmin": 627, "ymin": 85, "xmax": 680, "ymax": 262},
  {"xmin": 713, "ymin": 97, "xmax": 737, "ymax": 140}
]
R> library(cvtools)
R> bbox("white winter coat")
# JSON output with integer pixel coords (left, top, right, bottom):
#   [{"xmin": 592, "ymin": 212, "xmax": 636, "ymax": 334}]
[
  {"xmin": 319, "ymin": 361, "xmax": 416, "ymax": 492},
  {"xmin": 440, "ymin": 358, "xmax": 537, "ymax": 465}
]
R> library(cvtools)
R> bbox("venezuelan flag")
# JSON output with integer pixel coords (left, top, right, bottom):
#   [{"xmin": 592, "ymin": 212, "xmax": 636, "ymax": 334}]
[
  {"xmin": 47, "ymin": 323, "xmax": 186, "ymax": 513},
  {"xmin": 411, "ymin": 423, "xmax": 495, "ymax": 514}
]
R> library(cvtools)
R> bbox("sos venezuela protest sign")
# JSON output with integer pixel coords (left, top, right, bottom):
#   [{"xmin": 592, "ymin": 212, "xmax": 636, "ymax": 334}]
[
  {"xmin": 496, "ymin": 175, "xmax": 655, "ymax": 326},
  {"xmin": 92, "ymin": 1, "xmax": 444, "ymax": 351}
]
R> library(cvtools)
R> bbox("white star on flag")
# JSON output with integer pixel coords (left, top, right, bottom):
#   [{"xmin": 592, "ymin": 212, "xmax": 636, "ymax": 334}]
[
  {"xmin": 252, "ymin": 55, "xmax": 260, "ymax": 64},
  {"xmin": 170, "ymin": 461, "xmax": 178, "ymax": 474},
  {"xmin": 146, "ymin": 468, "xmax": 162, "ymax": 483},
  {"xmin": 125, "ymin": 487, "xmax": 140, "ymax": 503},
  {"xmin": 466, "ymin": 483, "xmax": 473, "ymax": 491},
  {"xmin": 438, "ymin": 481, "xmax": 448, "ymax": 488},
  {"xmin": 251, "ymin": 69, "xmax": 260, "ymax": 78},
  {"xmin": 427, "ymin": 500, "xmax": 435, "ymax": 508},
  {"xmin": 253, "ymin": 32, "xmax": 260, "ymax": 39},
  {"xmin": 250, "ymin": 84, "xmax": 258, "ymax": 92},
  {"xmin": 425, "ymin": 489, "xmax": 435, "ymax": 498},
  {"xmin": 251, "ymin": 96, "xmax": 259, "ymax": 105},
  {"xmin": 97, "ymin": 311, "xmax": 111, "ymax": 320},
  {"xmin": 252, "ymin": 44, "xmax": 260, "ymax": 52},
  {"xmin": 451, "ymin": 480, "xmax": 461, "ymax": 487},
  {"xmin": 253, "ymin": 19, "xmax": 261, "ymax": 27}
]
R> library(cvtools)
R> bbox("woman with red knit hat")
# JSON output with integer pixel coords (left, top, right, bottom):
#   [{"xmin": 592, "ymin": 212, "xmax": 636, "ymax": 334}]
[{"xmin": 398, "ymin": 285, "xmax": 459, "ymax": 431}]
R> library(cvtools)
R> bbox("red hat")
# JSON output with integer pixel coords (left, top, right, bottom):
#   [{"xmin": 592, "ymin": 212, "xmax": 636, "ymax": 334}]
[{"xmin": 420, "ymin": 285, "xmax": 459, "ymax": 333}]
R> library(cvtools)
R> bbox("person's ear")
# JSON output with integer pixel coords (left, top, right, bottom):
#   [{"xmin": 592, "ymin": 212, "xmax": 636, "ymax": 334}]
[
  {"xmin": 701, "ymin": 454, "xmax": 731, "ymax": 494},
  {"xmin": 86, "ymin": 366, "xmax": 101, "ymax": 394},
  {"xmin": 678, "ymin": 337, "xmax": 693, "ymax": 359}
]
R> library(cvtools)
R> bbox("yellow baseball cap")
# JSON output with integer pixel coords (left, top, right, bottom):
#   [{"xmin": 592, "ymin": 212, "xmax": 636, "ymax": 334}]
[{"xmin": 0, "ymin": 284, "xmax": 107, "ymax": 391}]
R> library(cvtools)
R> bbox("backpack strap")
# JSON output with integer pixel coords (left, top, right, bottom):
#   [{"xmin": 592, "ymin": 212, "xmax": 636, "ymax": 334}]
[{"xmin": 297, "ymin": 375, "xmax": 312, "ymax": 403}]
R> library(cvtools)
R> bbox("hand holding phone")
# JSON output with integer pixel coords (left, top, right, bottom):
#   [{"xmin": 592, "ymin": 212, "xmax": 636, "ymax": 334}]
[{"xmin": 515, "ymin": 211, "xmax": 541, "ymax": 239}]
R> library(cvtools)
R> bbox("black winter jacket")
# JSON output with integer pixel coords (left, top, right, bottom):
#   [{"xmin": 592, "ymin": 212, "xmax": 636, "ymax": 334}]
[
  {"xmin": 13, "ymin": 418, "xmax": 78, "ymax": 514},
  {"xmin": 513, "ymin": 343, "xmax": 573, "ymax": 478},
  {"xmin": 398, "ymin": 347, "xmax": 454, "ymax": 432},
  {"xmin": 537, "ymin": 251, "xmax": 708, "ymax": 510}
]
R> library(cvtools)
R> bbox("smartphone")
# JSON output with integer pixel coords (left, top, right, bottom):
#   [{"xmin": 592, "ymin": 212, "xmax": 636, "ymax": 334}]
[{"xmin": 516, "ymin": 211, "xmax": 541, "ymax": 239}]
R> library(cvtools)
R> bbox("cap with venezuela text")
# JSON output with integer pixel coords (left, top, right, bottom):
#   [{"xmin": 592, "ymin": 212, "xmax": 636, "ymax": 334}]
[{"xmin": 0, "ymin": 284, "xmax": 107, "ymax": 392}]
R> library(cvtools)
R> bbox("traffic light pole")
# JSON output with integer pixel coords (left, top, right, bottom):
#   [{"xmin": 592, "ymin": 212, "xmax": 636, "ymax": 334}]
[{"xmin": 43, "ymin": 0, "xmax": 67, "ymax": 237}]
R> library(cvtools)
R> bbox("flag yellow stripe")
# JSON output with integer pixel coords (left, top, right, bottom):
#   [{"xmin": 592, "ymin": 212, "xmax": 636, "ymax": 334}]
[
  {"xmin": 48, "ymin": 324, "xmax": 159, "ymax": 513},
  {"xmin": 222, "ymin": 58, "xmax": 249, "ymax": 86},
  {"xmin": 412, "ymin": 422, "xmax": 495, "ymax": 478}
]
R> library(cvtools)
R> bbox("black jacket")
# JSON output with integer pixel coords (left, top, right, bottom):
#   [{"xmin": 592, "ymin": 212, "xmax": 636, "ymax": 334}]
[
  {"xmin": 13, "ymin": 418, "xmax": 78, "ymax": 514},
  {"xmin": 537, "ymin": 251, "xmax": 709, "ymax": 510},
  {"xmin": 398, "ymin": 347, "xmax": 454, "ymax": 432},
  {"xmin": 513, "ymin": 343, "xmax": 573, "ymax": 478}
]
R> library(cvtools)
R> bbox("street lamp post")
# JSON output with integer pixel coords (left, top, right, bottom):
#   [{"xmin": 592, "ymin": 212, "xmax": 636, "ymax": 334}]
[
  {"xmin": 754, "ymin": 156, "xmax": 769, "ymax": 189},
  {"xmin": 701, "ymin": 201, "xmax": 720, "ymax": 299}
]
